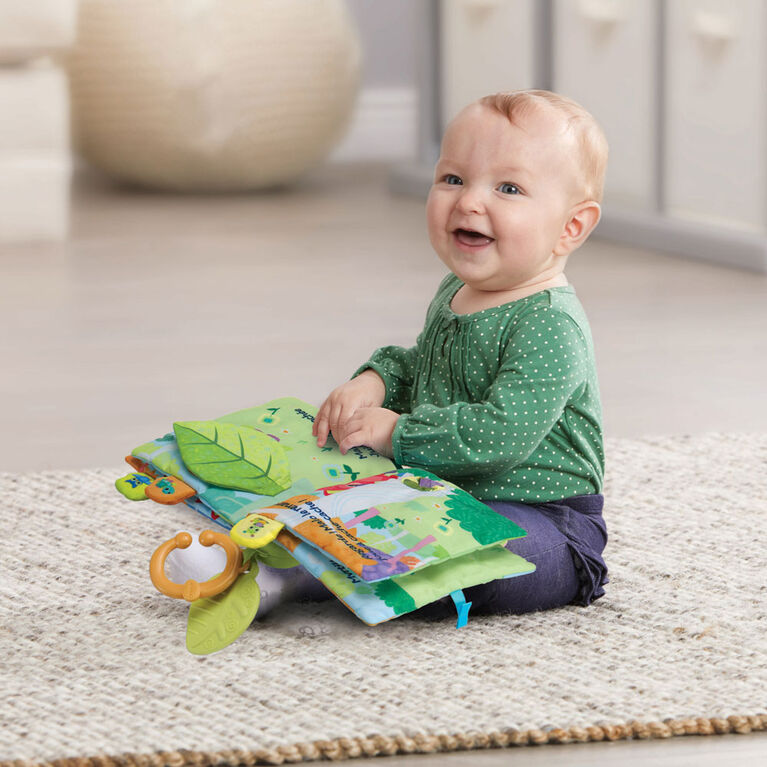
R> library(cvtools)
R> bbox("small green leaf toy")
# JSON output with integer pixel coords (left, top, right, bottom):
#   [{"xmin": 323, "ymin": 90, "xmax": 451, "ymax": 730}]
[{"xmin": 174, "ymin": 420, "xmax": 291, "ymax": 496}]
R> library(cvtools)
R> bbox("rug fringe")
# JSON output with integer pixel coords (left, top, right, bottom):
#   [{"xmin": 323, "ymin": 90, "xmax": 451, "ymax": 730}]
[{"xmin": 4, "ymin": 713, "xmax": 766, "ymax": 767}]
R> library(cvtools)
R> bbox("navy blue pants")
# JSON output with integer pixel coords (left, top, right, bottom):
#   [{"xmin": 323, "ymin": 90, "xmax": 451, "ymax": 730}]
[{"xmin": 406, "ymin": 494, "xmax": 609, "ymax": 621}]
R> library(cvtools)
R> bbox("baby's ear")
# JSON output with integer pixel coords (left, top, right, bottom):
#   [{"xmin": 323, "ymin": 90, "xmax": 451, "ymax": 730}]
[{"xmin": 554, "ymin": 201, "xmax": 601, "ymax": 257}]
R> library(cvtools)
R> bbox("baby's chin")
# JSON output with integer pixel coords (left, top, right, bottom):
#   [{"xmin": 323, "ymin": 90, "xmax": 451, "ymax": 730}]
[
  {"xmin": 439, "ymin": 245, "xmax": 490, "ymax": 273},
  {"xmin": 447, "ymin": 264, "xmax": 506, "ymax": 292},
  {"xmin": 445, "ymin": 259, "xmax": 538, "ymax": 294},
  {"xmin": 439, "ymin": 243, "xmax": 567, "ymax": 292}
]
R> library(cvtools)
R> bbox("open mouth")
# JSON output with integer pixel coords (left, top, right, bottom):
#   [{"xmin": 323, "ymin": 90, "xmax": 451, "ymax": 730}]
[{"xmin": 453, "ymin": 228, "xmax": 495, "ymax": 247}]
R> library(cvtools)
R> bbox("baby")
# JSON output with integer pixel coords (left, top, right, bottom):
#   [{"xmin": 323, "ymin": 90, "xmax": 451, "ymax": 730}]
[{"xmin": 313, "ymin": 89, "xmax": 610, "ymax": 618}]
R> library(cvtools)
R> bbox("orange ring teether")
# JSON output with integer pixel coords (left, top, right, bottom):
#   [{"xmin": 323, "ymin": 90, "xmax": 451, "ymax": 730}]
[{"xmin": 149, "ymin": 530, "xmax": 244, "ymax": 602}]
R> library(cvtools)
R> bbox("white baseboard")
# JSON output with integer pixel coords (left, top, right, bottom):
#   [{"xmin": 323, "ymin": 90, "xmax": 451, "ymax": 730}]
[
  {"xmin": 330, "ymin": 86, "xmax": 417, "ymax": 163},
  {"xmin": 598, "ymin": 207, "xmax": 767, "ymax": 274}
]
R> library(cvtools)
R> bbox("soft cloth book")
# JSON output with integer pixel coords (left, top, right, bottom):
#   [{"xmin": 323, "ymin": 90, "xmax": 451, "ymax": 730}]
[{"xmin": 116, "ymin": 397, "xmax": 535, "ymax": 653}]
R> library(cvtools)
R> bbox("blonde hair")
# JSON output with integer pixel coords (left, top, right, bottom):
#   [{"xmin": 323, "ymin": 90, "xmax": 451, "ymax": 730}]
[{"xmin": 478, "ymin": 89, "xmax": 609, "ymax": 203}]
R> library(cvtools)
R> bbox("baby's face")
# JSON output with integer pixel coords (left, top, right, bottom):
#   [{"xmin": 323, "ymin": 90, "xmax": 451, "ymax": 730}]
[{"xmin": 426, "ymin": 103, "xmax": 583, "ymax": 293}]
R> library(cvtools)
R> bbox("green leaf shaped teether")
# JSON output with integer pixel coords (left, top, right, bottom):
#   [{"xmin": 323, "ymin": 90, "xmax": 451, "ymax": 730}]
[
  {"xmin": 186, "ymin": 566, "xmax": 261, "ymax": 655},
  {"xmin": 174, "ymin": 420, "xmax": 291, "ymax": 495},
  {"xmin": 244, "ymin": 541, "xmax": 299, "ymax": 570}
]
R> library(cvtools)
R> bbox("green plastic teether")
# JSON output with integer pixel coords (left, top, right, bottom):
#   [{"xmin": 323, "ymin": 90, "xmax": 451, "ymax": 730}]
[
  {"xmin": 186, "ymin": 565, "xmax": 261, "ymax": 655},
  {"xmin": 245, "ymin": 542, "xmax": 299, "ymax": 569}
]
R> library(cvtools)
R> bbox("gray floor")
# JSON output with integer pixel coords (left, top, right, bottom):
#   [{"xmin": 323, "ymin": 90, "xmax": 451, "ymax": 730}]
[
  {"xmin": 340, "ymin": 733, "xmax": 767, "ymax": 766},
  {"xmin": 3, "ymin": 163, "xmax": 766, "ymax": 764}
]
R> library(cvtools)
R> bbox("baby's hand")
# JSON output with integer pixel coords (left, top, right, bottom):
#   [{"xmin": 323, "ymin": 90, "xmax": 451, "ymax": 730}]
[
  {"xmin": 313, "ymin": 369, "xmax": 386, "ymax": 448},
  {"xmin": 335, "ymin": 407, "xmax": 399, "ymax": 458}
]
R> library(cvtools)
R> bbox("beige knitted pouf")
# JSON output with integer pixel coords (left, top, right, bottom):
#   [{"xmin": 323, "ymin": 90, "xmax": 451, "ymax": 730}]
[{"xmin": 68, "ymin": 0, "xmax": 361, "ymax": 191}]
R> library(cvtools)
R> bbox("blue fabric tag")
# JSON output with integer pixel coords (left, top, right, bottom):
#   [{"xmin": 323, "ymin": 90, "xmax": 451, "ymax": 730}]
[{"xmin": 449, "ymin": 589, "xmax": 472, "ymax": 629}]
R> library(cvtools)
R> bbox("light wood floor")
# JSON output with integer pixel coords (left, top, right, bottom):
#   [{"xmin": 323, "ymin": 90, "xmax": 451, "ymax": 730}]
[{"xmin": 3, "ymin": 163, "xmax": 766, "ymax": 765}]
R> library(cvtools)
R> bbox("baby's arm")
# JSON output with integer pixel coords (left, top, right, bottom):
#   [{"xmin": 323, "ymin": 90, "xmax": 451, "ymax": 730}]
[{"xmin": 314, "ymin": 343, "xmax": 419, "ymax": 448}]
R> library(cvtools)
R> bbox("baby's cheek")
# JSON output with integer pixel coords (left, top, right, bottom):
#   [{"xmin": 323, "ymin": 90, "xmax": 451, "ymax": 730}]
[
  {"xmin": 425, "ymin": 191, "xmax": 446, "ymax": 230},
  {"xmin": 426, "ymin": 216, "xmax": 451, "ymax": 260}
]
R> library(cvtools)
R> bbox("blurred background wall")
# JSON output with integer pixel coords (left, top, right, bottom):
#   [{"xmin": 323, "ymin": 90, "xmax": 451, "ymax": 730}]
[
  {"xmin": 332, "ymin": 0, "xmax": 418, "ymax": 163},
  {"xmin": 346, "ymin": 0, "xmax": 417, "ymax": 89}
]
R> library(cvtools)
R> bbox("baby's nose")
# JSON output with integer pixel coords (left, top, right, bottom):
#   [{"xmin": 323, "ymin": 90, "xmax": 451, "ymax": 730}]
[{"xmin": 456, "ymin": 186, "xmax": 485, "ymax": 214}]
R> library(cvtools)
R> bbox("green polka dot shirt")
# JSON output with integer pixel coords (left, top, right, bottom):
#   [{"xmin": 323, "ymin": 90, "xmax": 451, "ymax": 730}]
[{"xmin": 355, "ymin": 273, "xmax": 604, "ymax": 503}]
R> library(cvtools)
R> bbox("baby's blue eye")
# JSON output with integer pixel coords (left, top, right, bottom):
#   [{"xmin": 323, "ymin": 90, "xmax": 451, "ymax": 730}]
[
  {"xmin": 444, "ymin": 174, "xmax": 463, "ymax": 185},
  {"xmin": 498, "ymin": 182, "xmax": 521, "ymax": 195}
]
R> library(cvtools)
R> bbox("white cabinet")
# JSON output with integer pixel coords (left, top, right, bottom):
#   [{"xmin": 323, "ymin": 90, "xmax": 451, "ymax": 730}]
[
  {"xmin": 439, "ymin": 0, "xmax": 537, "ymax": 126},
  {"xmin": 665, "ymin": 0, "xmax": 766, "ymax": 232},
  {"xmin": 553, "ymin": 0, "xmax": 659, "ymax": 212}
]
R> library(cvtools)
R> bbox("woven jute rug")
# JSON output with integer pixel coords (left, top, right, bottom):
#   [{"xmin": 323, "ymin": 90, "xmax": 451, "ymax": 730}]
[{"xmin": 2, "ymin": 433, "xmax": 766, "ymax": 766}]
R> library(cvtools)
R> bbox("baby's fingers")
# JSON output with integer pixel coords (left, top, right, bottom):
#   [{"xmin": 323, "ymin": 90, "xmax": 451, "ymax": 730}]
[
  {"xmin": 315, "ymin": 418, "xmax": 330, "ymax": 447},
  {"xmin": 338, "ymin": 428, "xmax": 363, "ymax": 455},
  {"xmin": 327, "ymin": 400, "xmax": 352, "ymax": 440},
  {"xmin": 314, "ymin": 400, "xmax": 332, "ymax": 445},
  {"xmin": 315, "ymin": 385, "xmax": 364, "ymax": 448},
  {"xmin": 315, "ymin": 398, "xmax": 348, "ymax": 448}
]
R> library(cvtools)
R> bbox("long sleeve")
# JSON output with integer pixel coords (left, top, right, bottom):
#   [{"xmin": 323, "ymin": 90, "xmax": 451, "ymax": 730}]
[
  {"xmin": 353, "ymin": 343, "xmax": 419, "ymax": 413},
  {"xmin": 392, "ymin": 306, "xmax": 590, "ymax": 479}
]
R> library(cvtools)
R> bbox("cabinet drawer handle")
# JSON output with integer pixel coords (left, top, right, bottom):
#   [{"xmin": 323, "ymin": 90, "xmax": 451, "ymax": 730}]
[{"xmin": 692, "ymin": 10, "xmax": 738, "ymax": 43}]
